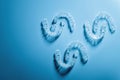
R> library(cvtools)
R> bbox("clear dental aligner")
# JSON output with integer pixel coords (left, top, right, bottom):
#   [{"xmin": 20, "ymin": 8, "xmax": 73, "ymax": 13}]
[
  {"xmin": 83, "ymin": 12, "xmax": 116, "ymax": 46},
  {"xmin": 41, "ymin": 12, "xmax": 75, "ymax": 42},
  {"xmin": 53, "ymin": 41, "xmax": 88, "ymax": 75}
]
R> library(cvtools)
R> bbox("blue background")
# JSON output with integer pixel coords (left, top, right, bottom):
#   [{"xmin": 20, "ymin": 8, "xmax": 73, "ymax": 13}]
[{"xmin": 1, "ymin": 0, "xmax": 120, "ymax": 80}]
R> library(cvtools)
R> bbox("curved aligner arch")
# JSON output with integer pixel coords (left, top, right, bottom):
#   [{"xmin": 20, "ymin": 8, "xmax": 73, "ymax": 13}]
[
  {"xmin": 41, "ymin": 12, "xmax": 76, "ymax": 42},
  {"xmin": 53, "ymin": 41, "xmax": 88, "ymax": 75},
  {"xmin": 83, "ymin": 12, "xmax": 116, "ymax": 46}
]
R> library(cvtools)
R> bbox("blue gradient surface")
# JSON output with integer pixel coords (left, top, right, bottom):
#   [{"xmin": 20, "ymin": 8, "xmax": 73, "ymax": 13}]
[{"xmin": 1, "ymin": 0, "xmax": 120, "ymax": 80}]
